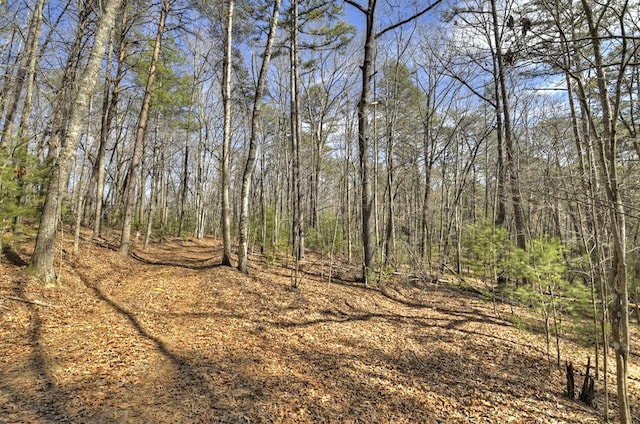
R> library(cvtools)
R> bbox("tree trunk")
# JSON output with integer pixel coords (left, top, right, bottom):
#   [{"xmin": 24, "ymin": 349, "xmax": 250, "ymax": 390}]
[
  {"xmin": 73, "ymin": 101, "xmax": 95, "ymax": 254},
  {"xmin": 144, "ymin": 138, "xmax": 160, "ymax": 250},
  {"xmin": 119, "ymin": 0, "xmax": 170, "ymax": 257},
  {"xmin": 489, "ymin": 0, "xmax": 525, "ymax": 249},
  {"xmin": 237, "ymin": 0, "xmax": 282, "ymax": 273},
  {"xmin": 581, "ymin": 1, "xmax": 631, "ymax": 421},
  {"xmin": 353, "ymin": 1, "xmax": 376, "ymax": 285},
  {"xmin": 89, "ymin": 15, "xmax": 127, "ymax": 238},
  {"xmin": 28, "ymin": 0, "xmax": 123, "ymax": 284},
  {"xmin": 0, "ymin": 0, "xmax": 45, "ymax": 148},
  {"xmin": 221, "ymin": 0, "xmax": 234, "ymax": 266},
  {"xmin": 178, "ymin": 143, "xmax": 189, "ymax": 237},
  {"xmin": 383, "ymin": 119, "xmax": 396, "ymax": 267},
  {"xmin": 39, "ymin": 4, "xmax": 94, "ymax": 164},
  {"xmin": 290, "ymin": 0, "xmax": 304, "ymax": 287},
  {"xmin": 346, "ymin": 0, "xmax": 443, "ymax": 283}
]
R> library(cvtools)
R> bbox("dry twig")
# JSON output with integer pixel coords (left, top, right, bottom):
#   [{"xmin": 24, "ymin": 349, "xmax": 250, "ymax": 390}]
[{"xmin": 3, "ymin": 295, "xmax": 56, "ymax": 308}]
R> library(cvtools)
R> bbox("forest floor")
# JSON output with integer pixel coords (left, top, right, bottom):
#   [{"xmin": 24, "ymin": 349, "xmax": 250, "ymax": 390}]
[{"xmin": 0, "ymin": 232, "xmax": 639, "ymax": 423}]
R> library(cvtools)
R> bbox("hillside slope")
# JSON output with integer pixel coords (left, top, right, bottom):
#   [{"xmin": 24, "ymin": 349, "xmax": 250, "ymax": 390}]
[{"xmin": 1, "ymin": 235, "xmax": 638, "ymax": 423}]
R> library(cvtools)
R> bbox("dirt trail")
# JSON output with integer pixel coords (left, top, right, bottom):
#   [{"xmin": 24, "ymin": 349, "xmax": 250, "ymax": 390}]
[{"xmin": 0, "ymin": 236, "xmax": 637, "ymax": 423}]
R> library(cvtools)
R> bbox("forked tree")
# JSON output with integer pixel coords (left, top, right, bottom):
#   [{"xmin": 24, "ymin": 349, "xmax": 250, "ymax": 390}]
[{"xmin": 344, "ymin": 0, "xmax": 443, "ymax": 284}]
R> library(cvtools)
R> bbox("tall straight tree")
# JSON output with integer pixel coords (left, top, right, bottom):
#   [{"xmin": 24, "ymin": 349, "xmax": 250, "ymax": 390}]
[
  {"xmin": 119, "ymin": 0, "xmax": 171, "ymax": 257},
  {"xmin": 580, "ymin": 0, "xmax": 632, "ymax": 421},
  {"xmin": 0, "ymin": 0, "xmax": 45, "ymax": 148},
  {"xmin": 286, "ymin": 1, "xmax": 354, "ymax": 285},
  {"xmin": 289, "ymin": 0, "xmax": 304, "ymax": 286},
  {"xmin": 28, "ymin": 0, "xmax": 123, "ymax": 284},
  {"xmin": 489, "ymin": 0, "xmax": 526, "ymax": 250},
  {"xmin": 89, "ymin": 8, "xmax": 130, "ymax": 239},
  {"xmin": 344, "ymin": 0, "xmax": 443, "ymax": 284},
  {"xmin": 220, "ymin": 0, "xmax": 234, "ymax": 267},
  {"xmin": 237, "ymin": 0, "xmax": 282, "ymax": 274}
]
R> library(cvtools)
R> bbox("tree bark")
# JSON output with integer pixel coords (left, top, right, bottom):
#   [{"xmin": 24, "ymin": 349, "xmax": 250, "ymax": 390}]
[
  {"xmin": 119, "ymin": 0, "xmax": 170, "ymax": 257},
  {"xmin": 0, "ymin": 0, "xmax": 45, "ymax": 148},
  {"xmin": 349, "ymin": 0, "xmax": 376, "ymax": 284},
  {"xmin": 489, "ymin": 0, "xmax": 525, "ymax": 249},
  {"xmin": 178, "ymin": 143, "xmax": 189, "ymax": 237},
  {"xmin": 345, "ymin": 0, "xmax": 442, "ymax": 283},
  {"xmin": 92, "ymin": 21, "xmax": 126, "ymax": 238},
  {"xmin": 28, "ymin": 0, "xmax": 123, "ymax": 284},
  {"xmin": 290, "ymin": 0, "xmax": 304, "ymax": 287},
  {"xmin": 220, "ymin": 0, "xmax": 234, "ymax": 266},
  {"xmin": 237, "ymin": 0, "xmax": 282, "ymax": 273},
  {"xmin": 581, "ymin": 1, "xmax": 631, "ymax": 421}
]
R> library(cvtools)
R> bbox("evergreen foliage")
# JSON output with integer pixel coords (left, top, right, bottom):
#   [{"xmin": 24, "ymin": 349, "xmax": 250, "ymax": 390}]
[{"xmin": 0, "ymin": 144, "xmax": 46, "ymax": 245}]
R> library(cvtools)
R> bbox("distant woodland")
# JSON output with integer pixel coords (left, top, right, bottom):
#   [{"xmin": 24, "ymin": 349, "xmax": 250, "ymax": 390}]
[{"xmin": 0, "ymin": 0, "xmax": 639, "ymax": 422}]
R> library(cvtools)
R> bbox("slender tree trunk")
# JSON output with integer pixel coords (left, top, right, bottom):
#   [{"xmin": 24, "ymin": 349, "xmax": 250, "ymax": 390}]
[
  {"xmin": 237, "ymin": 0, "xmax": 282, "ymax": 273},
  {"xmin": 194, "ymin": 132, "xmax": 206, "ymax": 239},
  {"xmin": 259, "ymin": 144, "xmax": 267, "ymax": 253},
  {"xmin": 92, "ymin": 31, "xmax": 124, "ymax": 238},
  {"xmin": 221, "ymin": 0, "xmax": 234, "ymax": 266},
  {"xmin": 10, "ymin": 0, "xmax": 45, "ymax": 231},
  {"xmin": 0, "ymin": 29, "xmax": 19, "ymax": 114},
  {"xmin": 144, "ymin": 138, "xmax": 159, "ymax": 250},
  {"xmin": 353, "ymin": 1, "xmax": 376, "ymax": 284},
  {"xmin": 383, "ymin": 121, "xmax": 395, "ymax": 267},
  {"xmin": 0, "ymin": 0, "xmax": 45, "ymax": 148},
  {"xmin": 489, "ymin": 0, "xmax": 525, "ymax": 249},
  {"xmin": 421, "ymin": 126, "xmax": 433, "ymax": 265},
  {"xmin": 119, "ymin": 0, "xmax": 170, "ymax": 257},
  {"xmin": 346, "ymin": 0, "xmax": 442, "ymax": 283},
  {"xmin": 88, "ymin": 16, "xmax": 127, "ymax": 237},
  {"xmin": 581, "ymin": 1, "xmax": 631, "ymax": 421},
  {"xmin": 83, "ymin": 37, "xmax": 112, "ymax": 227},
  {"xmin": 40, "ymin": 4, "xmax": 94, "ymax": 164},
  {"xmin": 178, "ymin": 143, "xmax": 189, "ymax": 237},
  {"xmin": 73, "ymin": 101, "xmax": 95, "ymax": 254},
  {"xmin": 290, "ymin": 0, "xmax": 304, "ymax": 287},
  {"xmin": 28, "ymin": 0, "xmax": 123, "ymax": 284}
]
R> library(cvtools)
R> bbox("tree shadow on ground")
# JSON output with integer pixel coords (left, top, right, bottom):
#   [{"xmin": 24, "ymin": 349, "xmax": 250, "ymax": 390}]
[
  {"xmin": 1, "ymin": 245, "xmax": 28, "ymax": 267},
  {"xmin": 0, "ymin": 281, "xmax": 72, "ymax": 421},
  {"xmin": 1, "ymin": 240, "xmax": 623, "ymax": 423},
  {"xmin": 129, "ymin": 250, "xmax": 223, "ymax": 270}
]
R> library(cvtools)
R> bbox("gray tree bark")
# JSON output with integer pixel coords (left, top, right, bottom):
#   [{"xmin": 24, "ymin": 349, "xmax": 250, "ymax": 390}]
[
  {"xmin": 28, "ymin": 0, "xmax": 123, "ymax": 284},
  {"xmin": 237, "ymin": 0, "xmax": 282, "ymax": 274},
  {"xmin": 581, "ymin": 1, "xmax": 631, "ymax": 421},
  {"xmin": 0, "ymin": 0, "xmax": 45, "ymax": 148},
  {"xmin": 119, "ymin": 0, "xmax": 170, "ymax": 257},
  {"xmin": 221, "ymin": 0, "xmax": 234, "ymax": 266},
  {"xmin": 345, "ymin": 0, "xmax": 443, "ymax": 284}
]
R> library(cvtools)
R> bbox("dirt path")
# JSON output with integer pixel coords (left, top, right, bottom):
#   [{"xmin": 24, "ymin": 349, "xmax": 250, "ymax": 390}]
[{"xmin": 1, "ymin": 236, "xmax": 637, "ymax": 423}]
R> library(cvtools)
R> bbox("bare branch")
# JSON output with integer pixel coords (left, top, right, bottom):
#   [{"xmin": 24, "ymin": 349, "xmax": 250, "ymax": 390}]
[
  {"xmin": 376, "ymin": 0, "xmax": 444, "ymax": 39},
  {"xmin": 3, "ymin": 296, "xmax": 57, "ymax": 308},
  {"xmin": 344, "ymin": 0, "xmax": 367, "ymax": 15}
]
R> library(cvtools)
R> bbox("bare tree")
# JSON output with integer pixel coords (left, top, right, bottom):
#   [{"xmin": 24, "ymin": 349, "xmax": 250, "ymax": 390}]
[
  {"xmin": 237, "ymin": 0, "xmax": 282, "ymax": 274},
  {"xmin": 28, "ymin": 0, "xmax": 123, "ymax": 284},
  {"xmin": 344, "ymin": 0, "xmax": 443, "ymax": 284},
  {"xmin": 581, "ymin": 0, "xmax": 632, "ymax": 421},
  {"xmin": 221, "ymin": 0, "xmax": 234, "ymax": 266},
  {"xmin": 119, "ymin": 0, "xmax": 171, "ymax": 257},
  {"xmin": 289, "ymin": 0, "xmax": 304, "ymax": 286},
  {"xmin": 0, "ymin": 0, "xmax": 45, "ymax": 149}
]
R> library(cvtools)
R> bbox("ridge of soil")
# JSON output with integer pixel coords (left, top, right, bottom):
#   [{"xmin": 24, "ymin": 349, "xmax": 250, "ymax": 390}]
[{"xmin": 1, "ymin": 234, "xmax": 638, "ymax": 423}]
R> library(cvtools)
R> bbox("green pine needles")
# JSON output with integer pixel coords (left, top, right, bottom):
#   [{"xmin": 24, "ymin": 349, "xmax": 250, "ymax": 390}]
[{"xmin": 462, "ymin": 221, "xmax": 595, "ymax": 359}]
